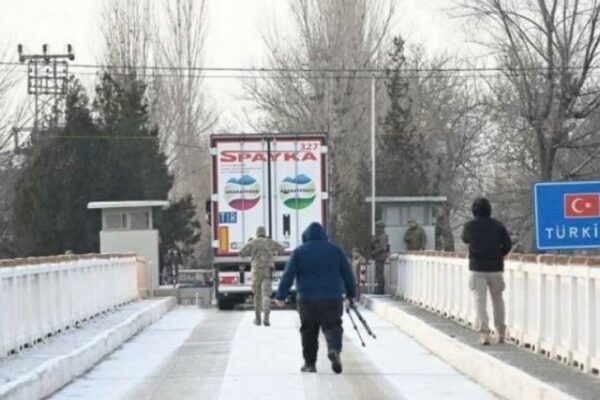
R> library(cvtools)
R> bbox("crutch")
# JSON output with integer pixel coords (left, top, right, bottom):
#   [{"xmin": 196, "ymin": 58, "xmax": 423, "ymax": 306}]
[
  {"xmin": 346, "ymin": 304, "xmax": 366, "ymax": 347},
  {"xmin": 350, "ymin": 304, "xmax": 377, "ymax": 339}
]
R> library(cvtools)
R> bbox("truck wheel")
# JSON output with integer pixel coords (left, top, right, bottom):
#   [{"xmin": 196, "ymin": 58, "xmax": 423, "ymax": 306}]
[{"xmin": 217, "ymin": 298, "xmax": 234, "ymax": 310}]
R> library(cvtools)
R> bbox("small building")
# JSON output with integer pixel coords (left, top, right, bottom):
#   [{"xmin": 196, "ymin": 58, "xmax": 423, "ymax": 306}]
[
  {"xmin": 366, "ymin": 196, "xmax": 447, "ymax": 253},
  {"xmin": 88, "ymin": 200, "xmax": 169, "ymax": 296}
]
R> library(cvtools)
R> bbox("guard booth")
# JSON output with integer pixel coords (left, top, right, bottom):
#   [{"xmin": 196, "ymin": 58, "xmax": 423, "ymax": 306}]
[
  {"xmin": 88, "ymin": 201, "xmax": 169, "ymax": 296},
  {"xmin": 365, "ymin": 196, "xmax": 447, "ymax": 253}
]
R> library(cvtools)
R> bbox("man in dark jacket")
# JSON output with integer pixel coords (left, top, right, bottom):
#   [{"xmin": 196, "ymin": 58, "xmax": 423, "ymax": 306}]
[
  {"xmin": 275, "ymin": 222, "xmax": 356, "ymax": 374},
  {"xmin": 462, "ymin": 197, "xmax": 512, "ymax": 345}
]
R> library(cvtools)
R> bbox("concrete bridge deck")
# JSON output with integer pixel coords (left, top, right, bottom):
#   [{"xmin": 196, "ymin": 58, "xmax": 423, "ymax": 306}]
[
  {"xmin": 50, "ymin": 306, "xmax": 494, "ymax": 400},
  {"xmin": 3, "ymin": 296, "xmax": 599, "ymax": 399}
]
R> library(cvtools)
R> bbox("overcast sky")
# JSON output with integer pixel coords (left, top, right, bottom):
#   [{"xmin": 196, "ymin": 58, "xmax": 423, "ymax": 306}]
[{"xmin": 0, "ymin": 0, "xmax": 471, "ymax": 131}]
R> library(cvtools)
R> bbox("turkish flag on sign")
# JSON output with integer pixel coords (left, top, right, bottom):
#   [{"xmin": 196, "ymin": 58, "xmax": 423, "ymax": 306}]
[{"xmin": 565, "ymin": 193, "xmax": 600, "ymax": 218}]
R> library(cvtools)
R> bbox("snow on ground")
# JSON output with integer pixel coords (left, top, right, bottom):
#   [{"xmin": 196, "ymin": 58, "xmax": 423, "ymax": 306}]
[{"xmin": 51, "ymin": 305, "xmax": 495, "ymax": 400}]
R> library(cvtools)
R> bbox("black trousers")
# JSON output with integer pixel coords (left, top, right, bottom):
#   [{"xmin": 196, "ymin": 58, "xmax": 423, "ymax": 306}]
[
  {"xmin": 375, "ymin": 260, "xmax": 385, "ymax": 294},
  {"xmin": 298, "ymin": 299, "xmax": 343, "ymax": 365}
]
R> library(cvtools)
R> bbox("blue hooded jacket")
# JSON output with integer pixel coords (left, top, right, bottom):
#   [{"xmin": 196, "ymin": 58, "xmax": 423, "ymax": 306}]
[{"xmin": 276, "ymin": 222, "xmax": 356, "ymax": 300}]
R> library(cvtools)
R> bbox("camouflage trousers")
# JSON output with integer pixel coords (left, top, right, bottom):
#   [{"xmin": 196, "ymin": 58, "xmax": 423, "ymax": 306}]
[{"xmin": 252, "ymin": 269, "xmax": 273, "ymax": 314}]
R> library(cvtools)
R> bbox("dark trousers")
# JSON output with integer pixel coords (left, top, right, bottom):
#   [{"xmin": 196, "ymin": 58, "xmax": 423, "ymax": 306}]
[
  {"xmin": 375, "ymin": 261, "xmax": 385, "ymax": 294},
  {"xmin": 298, "ymin": 299, "xmax": 343, "ymax": 365}
]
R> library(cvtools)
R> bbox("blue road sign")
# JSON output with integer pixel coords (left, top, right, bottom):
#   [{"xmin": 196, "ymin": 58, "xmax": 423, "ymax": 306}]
[{"xmin": 534, "ymin": 181, "xmax": 600, "ymax": 250}]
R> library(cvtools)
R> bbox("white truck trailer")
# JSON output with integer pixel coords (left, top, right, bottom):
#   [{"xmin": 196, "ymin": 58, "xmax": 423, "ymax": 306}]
[{"xmin": 208, "ymin": 133, "xmax": 328, "ymax": 309}]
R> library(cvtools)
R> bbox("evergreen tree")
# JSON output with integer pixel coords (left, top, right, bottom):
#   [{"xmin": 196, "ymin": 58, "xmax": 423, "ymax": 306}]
[
  {"xmin": 10, "ymin": 73, "xmax": 200, "ymax": 256},
  {"xmin": 92, "ymin": 73, "xmax": 172, "ymax": 201},
  {"xmin": 155, "ymin": 195, "xmax": 201, "ymax": 258},
  {"xmin": 11, "ymin": 79, "xmax": 98, "ymax": 255},
  {"xmin": 0, "ymin": 159, "xmax": 20, "ymax": 257},
  {"xmin": 378, "ymin": 36, "xmax": 430, "ymax": 196}
]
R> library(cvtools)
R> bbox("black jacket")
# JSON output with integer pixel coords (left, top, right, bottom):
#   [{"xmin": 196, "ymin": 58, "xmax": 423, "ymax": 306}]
[{"xmin": 461, "ymin": 217, "xmax": 512, "ymax": 272}]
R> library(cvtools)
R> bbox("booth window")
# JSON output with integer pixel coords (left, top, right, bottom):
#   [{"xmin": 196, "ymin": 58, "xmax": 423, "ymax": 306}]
[
  {"xmin": 105, "ymin": 212, "xmax": 127, "ymax": 230},
  {"xmin": 130, "ymin": 211, "xmax": 150, "ymax": 230}
]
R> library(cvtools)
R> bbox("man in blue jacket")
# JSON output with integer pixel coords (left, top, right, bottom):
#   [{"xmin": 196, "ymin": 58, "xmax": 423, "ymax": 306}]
[{"xmin": 275, "ymin": 222, "xmax": 356, "ymax": 374}]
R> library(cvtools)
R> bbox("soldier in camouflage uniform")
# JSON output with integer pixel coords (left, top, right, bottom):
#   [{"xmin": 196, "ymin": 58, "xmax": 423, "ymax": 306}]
[
  {"xmin": 240, "ymin": 226, "xmax": 286, "ymax": 326},
  {"xmin": 404, "ymin": 219, "xmax": 427, "ymax": 251},
  {"xmin": 352, "ymin": 248, "xmax": 366, "ymax": 297},
  {"xmin": 370, "ymin": 221, "xmax": 389, "ymax": 294}
]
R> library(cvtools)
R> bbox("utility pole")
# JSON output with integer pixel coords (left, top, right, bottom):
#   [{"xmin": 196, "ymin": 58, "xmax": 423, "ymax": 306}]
[
  {"xmin": 371, "ymin": 75, "xmax": 376, "ymax": 236},
  {"xmin": 16, "ymin": 44, "xmax": 74, "ymax": 148}
]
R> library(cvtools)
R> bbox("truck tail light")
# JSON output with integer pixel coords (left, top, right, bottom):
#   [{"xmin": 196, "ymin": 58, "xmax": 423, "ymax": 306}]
[
  {"xmin": 219, "ymin": 226, "xmax": 229, "ymax": 252},
  {"xmin": 220, "ymin": 276, "xmax": 238, "ymax": 285}
]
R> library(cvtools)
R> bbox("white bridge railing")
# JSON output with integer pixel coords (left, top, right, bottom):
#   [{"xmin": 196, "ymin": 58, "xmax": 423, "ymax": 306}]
[
  {"xmin": 0, "ymin": 254, "xmax": 139, "ymax": 358},
  {"xmin": 388, "ymin": 252, "xmax": 600, "ymax": 375}
]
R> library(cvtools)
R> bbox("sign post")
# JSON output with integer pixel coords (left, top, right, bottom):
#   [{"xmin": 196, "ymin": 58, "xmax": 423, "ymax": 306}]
[{"xmin": 534, "ymin": 181, "xmax": 600, "ymax": 250}]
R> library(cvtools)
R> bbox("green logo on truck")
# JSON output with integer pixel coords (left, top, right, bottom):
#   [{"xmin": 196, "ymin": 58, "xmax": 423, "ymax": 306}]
[{"xmin": 280, "ymin": 175, "xmax": 316, "ymax": 210}]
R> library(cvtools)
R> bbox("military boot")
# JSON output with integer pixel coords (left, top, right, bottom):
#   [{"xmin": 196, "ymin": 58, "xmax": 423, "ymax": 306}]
[
  {"xmin": 253, "ymin": 312, "xmax": 261, "ymax": 326},
  {"xmin": 263, "ymin": 312, "xmax": 270, "ymax": 326}
]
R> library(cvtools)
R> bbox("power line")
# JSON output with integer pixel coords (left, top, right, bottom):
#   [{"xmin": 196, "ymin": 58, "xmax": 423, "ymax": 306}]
[
  {"xmin": 3, "ymin": 59, "xmax": 600, "ymax": 76},
  {"xmin": 32, "ymin": 61, "xmax": 600, "ymax": 74},
  {"xmin": 34, "ymin": 134, "xmax": 205, "ymax": 149},
  {"xmin": 3, "ymin": 64, "xmax": 594, "ymax": 80}
]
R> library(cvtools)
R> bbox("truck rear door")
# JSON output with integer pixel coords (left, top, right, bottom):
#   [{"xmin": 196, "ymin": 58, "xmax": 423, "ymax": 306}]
[
  {"xmin": 212, "ymin": 134, "xmax": 327, "ymax": 256},
  {"xmin": 213, "ymin": 137, "xmax": 269, "ymax": 255},
  {"xmin": 270, "ymin": 136, "xmax": 327, "ymax": 250}
]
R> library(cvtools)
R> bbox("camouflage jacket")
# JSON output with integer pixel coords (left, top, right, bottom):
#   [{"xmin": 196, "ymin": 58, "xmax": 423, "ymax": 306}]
[
  {"xmin": 370, "ymin": 233, "xmax": 390, "ymax": 262},
  {"xmin": 239, "ymin": 237, "xmax": 286, "ymax": 272},
  {"xmin": 404, "ymin": 226, "xmax": 427, "ymax": 250}
]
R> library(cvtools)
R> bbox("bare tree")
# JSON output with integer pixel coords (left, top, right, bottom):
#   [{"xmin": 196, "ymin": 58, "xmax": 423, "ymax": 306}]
[
  {"xmin": 153, "ymin": 0, "xmax": 214, "ymax": 189},
  {"xmin": 99, "ymin": 0, "xmax": 154, "ymax": 76},
  {"xmin": 0, "ymin": 44, "xmax": 18, "ymax": 150},
  {"xmin": 150, "ymin": 0, "xmax": 215, "ymax": 263},
  {"xmin": 386, "ymin": 46, "xmax": 491, "ymax": 250},
  {"xmin": 462, "ymin": 0, "xmax": 600, "ymax": 181},
  {"xmin": 245, "ymin": 0, "xmax": 395, "ymax": 247},
  {"xmin": 100, "ymin": 0, "xmax": 215, "ymax": 195},
  {"xmin": 457, "ymin": 0, "xmax": 600, "ymax": 251},
  {"xmin": 0, "ymin": 43, "xmax": 21, "ymax": 257},
  {"xmin": 99, "ymin": 0, "xmax": 215, "ymax": 262}
]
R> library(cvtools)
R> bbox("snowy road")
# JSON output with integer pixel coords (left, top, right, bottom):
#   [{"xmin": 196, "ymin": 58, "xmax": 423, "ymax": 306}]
[{"xmin": 51, "ymin": 306, "xmax": 495, "ymax": 400}]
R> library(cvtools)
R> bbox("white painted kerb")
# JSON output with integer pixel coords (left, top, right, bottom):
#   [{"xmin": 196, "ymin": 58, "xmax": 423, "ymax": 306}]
[
  {"xmin": 364, "ymin": 297, "xmax": 576, "ymax": 400},
  {"xmin": 0, "ymin": 297, "xmax": 176, "ymax": 400}
]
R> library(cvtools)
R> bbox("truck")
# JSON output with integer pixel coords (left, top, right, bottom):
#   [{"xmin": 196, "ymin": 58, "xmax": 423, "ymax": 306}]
[{"xmin": 207, "ymin": 133, "xmax": 328, "ymax": 310}]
